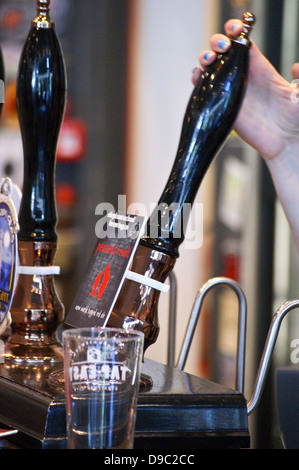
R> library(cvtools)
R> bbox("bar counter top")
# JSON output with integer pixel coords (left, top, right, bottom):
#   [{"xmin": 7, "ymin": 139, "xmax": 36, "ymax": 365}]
[{"xmin": 0, "ymin": 358, "xmax": 249, "ymax": 449}]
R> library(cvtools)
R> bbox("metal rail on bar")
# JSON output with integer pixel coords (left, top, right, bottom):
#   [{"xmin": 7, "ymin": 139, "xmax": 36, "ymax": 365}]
[
  {"xmin": 246, "ymin": 299, "xmax": 299, "ymax": 415},
  {"xmin": 176, "ymin": 277, "xmax": 247, "ymax": 394},
  {"xmin": 174, "ymin": 276, "xmax": 299, "ymax": 415},
  {"xmin": 167, "ymin": 271, "xmax": 177, "ymax": 368}
]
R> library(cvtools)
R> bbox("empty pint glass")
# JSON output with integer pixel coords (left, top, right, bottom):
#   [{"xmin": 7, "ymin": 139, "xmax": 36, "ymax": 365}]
[{"xmin": 63, "ymin": 327, "xmax": 144, "ymax": 449}]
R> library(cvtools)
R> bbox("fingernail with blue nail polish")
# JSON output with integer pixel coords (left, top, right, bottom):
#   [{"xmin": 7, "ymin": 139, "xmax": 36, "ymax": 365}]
[
  {"xmin": 218, "ymin": 39, "xmax": 229, "ymax": 50},
  {"xmin": 203, "ymin": 52, "xmax": 211, "ymax": 61}
]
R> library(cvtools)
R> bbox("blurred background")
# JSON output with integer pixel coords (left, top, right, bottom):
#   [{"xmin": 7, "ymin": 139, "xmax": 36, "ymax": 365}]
[{"xmin": 0, "ymin": 0, "xmax": 298, "ymax": 449}]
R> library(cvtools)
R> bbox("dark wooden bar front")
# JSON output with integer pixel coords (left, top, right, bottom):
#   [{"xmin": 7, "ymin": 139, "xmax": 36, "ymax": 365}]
[{"xmin": 0, "ymin": 358, "xmax": 249, "ymax": 449}]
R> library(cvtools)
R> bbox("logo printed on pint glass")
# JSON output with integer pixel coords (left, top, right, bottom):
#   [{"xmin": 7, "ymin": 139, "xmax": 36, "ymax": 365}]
[{"xmin": 69, "ymin": 344, "xmax": 131, "ymax": 392}]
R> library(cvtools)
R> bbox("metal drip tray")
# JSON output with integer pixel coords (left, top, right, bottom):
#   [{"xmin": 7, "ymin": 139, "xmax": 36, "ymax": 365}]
[{"xmin": 0, "ymin": 359, "xmax": 249, "ymax": 449}]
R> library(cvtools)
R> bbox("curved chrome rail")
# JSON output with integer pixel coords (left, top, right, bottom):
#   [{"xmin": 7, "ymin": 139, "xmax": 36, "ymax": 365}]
[
  {"xmin": 176, "ymin": 276, "xmax": 299, "ymax": 416},
  {"xmin": 247, "ymin": 299, "xmax": 299, "ymax": 415},
  {"xmin": 176, "ymin": 276, "xmax": 247, "ymax": 394}
]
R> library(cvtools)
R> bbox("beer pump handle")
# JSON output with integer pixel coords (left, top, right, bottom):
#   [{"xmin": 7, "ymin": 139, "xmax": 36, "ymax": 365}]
[
  {"xmin": 141, "ymin": 12, "xmax": 255, "ymax": 258},
  {"xmin": 17, "ymin": 0, "xmax": 66, "ymax": 242}
]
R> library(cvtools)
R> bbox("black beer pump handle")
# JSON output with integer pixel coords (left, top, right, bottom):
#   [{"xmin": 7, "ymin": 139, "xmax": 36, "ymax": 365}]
[
  {"xmin": 141, "ymin": 12, "xmax": 255, "ymax": 258},
  {"xmin": 17, "ymin": 0, "xmax": 67, "ymax": 242}
]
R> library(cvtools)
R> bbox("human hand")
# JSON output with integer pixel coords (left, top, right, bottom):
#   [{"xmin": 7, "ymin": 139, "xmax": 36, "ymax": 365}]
[{"xmin": 192, "ymin": 19, "xmax": 299, "ymax": 162}]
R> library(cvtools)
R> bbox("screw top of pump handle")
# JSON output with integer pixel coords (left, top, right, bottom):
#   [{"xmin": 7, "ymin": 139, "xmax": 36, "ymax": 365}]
[
  {"xmin": 230, "ymin": 12, "xmax": 256, "ymax": 47},
  {"xmin": 33, "ymin": 0, "xmax": 53, "ymax": 28}
]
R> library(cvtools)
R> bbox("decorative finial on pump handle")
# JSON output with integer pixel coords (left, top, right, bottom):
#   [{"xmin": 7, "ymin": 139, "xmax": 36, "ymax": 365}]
[
  {"xmin": 231, "ymin": 12, "xmax": 256, "ymax": 47},
  {"xmin": 33, "ymin": 0, "xmax": 52, "ymax": 28}
]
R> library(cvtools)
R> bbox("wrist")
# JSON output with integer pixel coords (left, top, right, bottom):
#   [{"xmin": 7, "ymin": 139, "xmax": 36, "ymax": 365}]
[
  {"xmin": 266, "ymin": 141, "xmax": 299, "ymax": 251},
  {"xmin": 265, "ymin": 134, "xmax": 299, "ymax": 165},
  {"xmin": 266, "ymin": 142, "xmax": 299, "ymax": 194}
]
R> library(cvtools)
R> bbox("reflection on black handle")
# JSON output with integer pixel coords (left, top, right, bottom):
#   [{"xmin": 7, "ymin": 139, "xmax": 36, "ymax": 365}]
[
  {"xmin": 141, "ymin": 13, "xmax": 255, "ymax": 258},
  {"xmin": 17, "ymin": 19, "xmax": 66, "ymax": 242}
]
